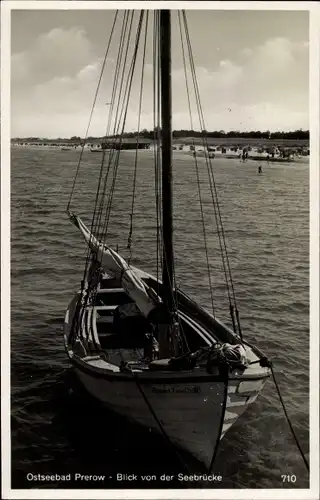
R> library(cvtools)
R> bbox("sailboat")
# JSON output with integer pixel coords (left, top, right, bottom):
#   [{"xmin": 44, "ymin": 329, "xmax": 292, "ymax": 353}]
[{"xmin": 64, "ymin": 10, "xmax": 271, "ymax": 471}]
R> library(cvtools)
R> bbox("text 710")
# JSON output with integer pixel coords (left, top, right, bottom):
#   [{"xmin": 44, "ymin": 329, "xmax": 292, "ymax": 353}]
[{"xmin": 281, "ymin": 475, "xmax": 297, "ymax": 483}]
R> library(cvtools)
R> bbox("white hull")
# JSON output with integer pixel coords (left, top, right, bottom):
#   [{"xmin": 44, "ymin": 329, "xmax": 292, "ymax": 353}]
[
  {"xmin": 64, "ymin": 277, "xmax": 270, "ymax": 469},
  {"xmin": 73, "ymin": 365, "xmax": 267, "ymax": 469}
]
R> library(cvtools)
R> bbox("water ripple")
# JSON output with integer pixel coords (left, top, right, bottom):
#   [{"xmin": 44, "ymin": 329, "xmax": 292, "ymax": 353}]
[{"xmin": 10, "ymin": 148, "xmax": 309, "ymax": 489}]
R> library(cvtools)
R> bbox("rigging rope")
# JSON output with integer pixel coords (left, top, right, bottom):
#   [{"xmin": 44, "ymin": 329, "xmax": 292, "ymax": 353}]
[
  {"xmin": 102, "ymin": 11, "xmax": 145, "ymax": 242},
  {"xmin": 68, "ymin": 10, "xmax": 121, "ymax": 341},
  {"xmin": 104, "ymin": 12, "xmax": 130, "ymax": 140},
  {"xmin": 181, "ymin": 11, "xmax": 243, "ymax": 340},
  {"xmin": 179, "ymin": 15, "xmax": 309, "ymax": 464},
  {"xmin": 153, "ymin": 10, "xmax": 162, "ymax": 292},
  {"xmin": 178, "ymin": 11, "xmax": 216, "ymax": 320},
  {"xmin": 271, "ymin": 365, "xmax": 310, "ymax": 472},
  {"xmin": 85, "ymin": 12, "xmax": 130, "ymax": 266},
  {"xmin": 72, "ymin": 11, "xmax": 140, "ymax": 336},
  {"xmin": 208, "ymin": 375, "xmax": 228, "ymax": 473},
  {"xmin": 67, "ymin": 11, "xmax": 310, "ymax": 480},
  {"xmin": 93, "ymin": 10, "xmax": 131, "ymax": 243},
  {"xmin": 151, "ymin": 14, "xmax": 188, "ymax": 353},
  {"xmin": 184, "ymin": 11, "xmax": 240, "ymax": 319},
  {"xmin": 121, "ymin": 348, "xmax": 230, "ymax": 479},
  {"xmin": 74, "ymin": 9, "xmax": 142, "ymax": 307},
  {"xmin": 127, "ymin": 11, "xmax": 149, "ymax": 264},
  {"xmin": 66, "ymin": 10, "xmax": 119, "ymax": 214},
  {"xmin": 124, "ymin": 364, "xmax": 193, "ymax": 477},
  {"xmin": 96, "ymin": 10, "xmax": 135, "ymax": 241},
  {"xmin": 85, "ymin": 12, "xmax": 145, "ymax": 324},
  {"xmin": 108, "ymin": 11, "xmax": 136, "ymax": 141}
]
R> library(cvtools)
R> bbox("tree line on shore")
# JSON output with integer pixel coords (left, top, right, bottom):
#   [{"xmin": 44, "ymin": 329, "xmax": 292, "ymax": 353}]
[
  {"xmin": 116, "ymin": 129, "xmax": 309, "ymax": 141},
  {"xmin": 12, "ymin": 129, "xmax": 309, "ymax": 143}
]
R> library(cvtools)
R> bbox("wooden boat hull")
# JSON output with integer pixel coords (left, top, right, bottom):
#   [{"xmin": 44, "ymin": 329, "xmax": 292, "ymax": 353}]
[
  {"xmin": 75, "ymin": 366, "xmax": 226, "ymax": 467},
  {"xmin": 72, "ymin": 364, "xmax": 267, "ymax": 468},
  {"xmin": 64, "ymin": 280, "xmax": 270, "ymax": 469}
]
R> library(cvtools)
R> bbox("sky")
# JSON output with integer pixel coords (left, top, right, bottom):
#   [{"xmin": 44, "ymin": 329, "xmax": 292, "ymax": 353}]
[{"xmin": 11, "ymin": 9, "xmax": 309, "ymax": 138}]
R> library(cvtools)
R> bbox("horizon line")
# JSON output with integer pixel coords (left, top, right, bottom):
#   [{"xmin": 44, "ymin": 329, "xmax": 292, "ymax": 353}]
[{"xmin": 11, "ymin": 128, "xmax": 310, "ymax": 141}]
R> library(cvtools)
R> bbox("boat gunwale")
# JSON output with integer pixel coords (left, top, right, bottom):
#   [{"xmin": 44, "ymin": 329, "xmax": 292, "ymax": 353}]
[
  {"xmin": 66, "ymin": 351, "xmax": 271, "ymax": 383},
  {"xmin": 64, "ymin": 269, "xmax": 271, "ymax": 383},
  {"xmin": 64, "ymin": 320, "xmax": 270, "ymax": 384}
]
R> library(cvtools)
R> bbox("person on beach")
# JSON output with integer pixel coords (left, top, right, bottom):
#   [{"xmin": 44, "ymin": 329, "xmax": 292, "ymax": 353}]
[{"xmin": 258, "ymin": 165, "xmax": 262, "ymax": 174}]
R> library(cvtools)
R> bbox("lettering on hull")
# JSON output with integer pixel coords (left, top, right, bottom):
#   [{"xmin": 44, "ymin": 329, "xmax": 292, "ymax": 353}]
[{"xmin": 151, "ymin": 385, "xmax": 201, "ymax": 394}]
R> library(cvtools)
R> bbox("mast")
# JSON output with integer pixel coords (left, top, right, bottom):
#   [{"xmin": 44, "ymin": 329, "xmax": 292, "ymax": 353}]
[{"xmin": 160, "ymin": 10, "xmax": 174, "ymax": 318}]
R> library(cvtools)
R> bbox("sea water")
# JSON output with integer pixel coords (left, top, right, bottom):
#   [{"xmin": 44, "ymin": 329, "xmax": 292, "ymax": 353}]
[{"xmin": 10, "ymin": 147, "xmax": 309, "ymax": 489}]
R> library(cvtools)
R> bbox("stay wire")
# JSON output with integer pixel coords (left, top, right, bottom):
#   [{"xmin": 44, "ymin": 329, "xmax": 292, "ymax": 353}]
[
  {"xmin": 115, "ymin": 12, "xmax": 191, "ymax": 450},
  {"xmin": 161, "ymin": 234, "xmax": 189, "ymax": 354},
  {"xmin": 82, "ymin": 10, "xmax": 128, "ymax": 272},
  {"xmin": 94, "ymin": 11, "xmax": 132, "ymax": 244},
  {"xmin": 182, "ymin": 11, "xmax": 239, "ymax": 313},
  {"xmin": 99, "ymin": 11, "xmax": 138, "ymax": 246},
  {"xmin": 67, "ymin": 10, "xmax": 119, "ymax": 214},
  {"xmin": 208, "ymin": 376, "xmax": 229, "ymax": 474},
  {"xmin": 95, "ymin": 10, "xmax": 134, "ymax": 243},
  {"xmin": 180, "ymin": 13, "xmax": 232, "ymax": 311},
  {"xmin": 105, "ymin": 11, "xmax": 131, "ymax": 139},
  {"xmin": 102, "ymin": 11, "xmax": 145, "ymax": 243},
  {"xmin": 178, "ymin": 11, "xmax": 216, "ymax": 319},
  {"xmin": 153, "ymin": 11, "xmax": 162, "ymax": 293},
  {"xmin": 116, "ymin": 338, "xmax": 192, "ymax": 476},
  {"xmin": 88, "ymin": 11, "xmax": 142, "ymax": 312},
  {"xmin": 126, "ymin": 366, "xmax": 193, "ymax": 476},
  {"xmin": 92, "ymin": 23, "xmax": 129, "ymax": 246},
  {"xmin": 153, "ymin": 10, "xmax": 159, "ymax": 287},
  {"xmin": 182, "ymin": 12, "xmax": 242, "ymax": 339},
  {"xmin": 108, "ymin": 11, "xmax": 135, "ymax": 145},
  {"xmin": 75, "ymin": 11, "xmax": 130, "ymax": 332},
  {"xmin": 271, "ymin": 365, "xmax": 310, "ymax": 472},
  {"xmin": 94, "ymin": 10, "xmax": 131, "ymax": 242},
  {"xmin": 127, "ymin": 11, "xmax": 149, "ymax": 264},
  {"xmin": 84, "ymin": 12, "xmax": 129, "ymax": 288},
  {"xmin": 150, "ymin": 12, "xmax": 186, "ymax": 352}
]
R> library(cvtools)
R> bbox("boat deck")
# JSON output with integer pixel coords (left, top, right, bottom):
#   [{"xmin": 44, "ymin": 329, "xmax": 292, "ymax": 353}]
[
  {"xmin": 67, "ymin": 272, "xmax": 265, "ymax": 377},
  {"xmin": 71, "ymin": 273, "xmax": 215, "ymax": 366}
]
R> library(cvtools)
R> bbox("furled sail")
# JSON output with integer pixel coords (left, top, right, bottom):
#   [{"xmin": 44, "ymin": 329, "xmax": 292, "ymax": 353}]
[{"xmin": 69, "ymin": 213, "xmax": 161, "ymax": 318}]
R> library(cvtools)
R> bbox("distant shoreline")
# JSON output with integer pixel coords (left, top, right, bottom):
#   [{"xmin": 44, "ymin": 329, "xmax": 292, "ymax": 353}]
[
  {"xmin": 10, "ymin": 141, "xmax": 309, "ymax": 163},
  {"xmin": 11, "ymin": 136, "xmax": 309, "ymax": 148}
]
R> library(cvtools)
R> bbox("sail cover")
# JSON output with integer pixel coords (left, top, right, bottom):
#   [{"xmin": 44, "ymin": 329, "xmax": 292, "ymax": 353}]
[{"xmin": 69, "ymin": 213, "xmax": 161, "ymax": 317}]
